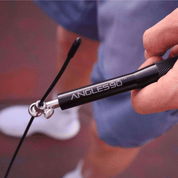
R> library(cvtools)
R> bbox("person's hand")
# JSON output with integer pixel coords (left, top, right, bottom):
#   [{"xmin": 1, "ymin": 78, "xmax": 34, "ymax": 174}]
[{"xmin": 131, "ymin": 8, "xmax": 178, "ymax": 114}]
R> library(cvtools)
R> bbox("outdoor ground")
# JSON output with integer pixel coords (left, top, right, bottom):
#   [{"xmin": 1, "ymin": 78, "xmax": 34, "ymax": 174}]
[{"xmin": 0, "ymin": 2, "xmax": 178, "ymax": 178}]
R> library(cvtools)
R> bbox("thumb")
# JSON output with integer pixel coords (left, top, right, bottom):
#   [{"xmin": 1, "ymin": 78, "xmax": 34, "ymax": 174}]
[{"xmin": 143, "ymin": 8, "xmax": 178, "ymax": 58}]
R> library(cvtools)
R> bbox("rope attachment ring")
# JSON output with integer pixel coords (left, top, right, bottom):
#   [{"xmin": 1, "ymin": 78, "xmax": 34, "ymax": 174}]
[{"xmin": 28, "ymin": 100, "xmax": 54, "ymax": 119}]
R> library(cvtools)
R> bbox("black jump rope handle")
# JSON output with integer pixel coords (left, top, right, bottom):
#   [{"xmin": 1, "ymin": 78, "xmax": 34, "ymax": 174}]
[{"xmin": 57, "ymin": 55, "xmax": 178, "ymax": 110}]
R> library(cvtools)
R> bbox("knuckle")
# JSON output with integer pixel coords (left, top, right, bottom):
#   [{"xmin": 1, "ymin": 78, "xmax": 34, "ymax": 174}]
[{"xmin": 143, "ymin": 29, "xmax": 151, "ymax": 52}]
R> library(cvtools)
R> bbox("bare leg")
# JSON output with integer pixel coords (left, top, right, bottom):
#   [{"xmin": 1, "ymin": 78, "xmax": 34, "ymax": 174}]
[
  {"xmin": 57, "ymin": 27, "xmax": 140, "ymax": 178},
  {"xmin": 56, "ymin": 26, "xmax": 99, "ymax": 93},
  {"xmin": 82, "ymin": 120, "xmax": 141, "ymax": 178}
]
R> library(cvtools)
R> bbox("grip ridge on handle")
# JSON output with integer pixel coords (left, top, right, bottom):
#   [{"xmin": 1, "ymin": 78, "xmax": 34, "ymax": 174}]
[{"xmin": 155, "ymin": 56, "xmax": 178, "ymax": 77}]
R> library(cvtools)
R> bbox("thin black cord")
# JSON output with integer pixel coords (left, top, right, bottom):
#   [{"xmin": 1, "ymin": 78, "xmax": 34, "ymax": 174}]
[
  {"xmin": 4, "ymin": 116, "xmax": 35, "ymax": 178},
  {"xmin": 4, "ymin": 37, "xmax": 81, "ymax": 178},
  {"xmin": 4, "ymin": 58, "xmax": 70, "ymax": 177}
]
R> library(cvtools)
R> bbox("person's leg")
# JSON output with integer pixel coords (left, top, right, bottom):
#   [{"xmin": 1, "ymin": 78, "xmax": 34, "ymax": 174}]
[
  {"xmin": 60, "ymin": 27, "xmax": 140, "ymax": 178},
  {"xmin": 81, "ymin": 119, "xmax": 140, "ymax": 178}
]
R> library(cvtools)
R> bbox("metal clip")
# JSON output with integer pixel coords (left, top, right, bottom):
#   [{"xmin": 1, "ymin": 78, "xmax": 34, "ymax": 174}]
[{"xmin": 28, "ymin": 99, "xmax": 59, "ymax": 119}]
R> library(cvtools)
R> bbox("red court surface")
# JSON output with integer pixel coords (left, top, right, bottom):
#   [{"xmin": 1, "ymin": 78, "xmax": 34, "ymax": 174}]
[{"xmin": 0, "ymin": 2, "xmax": 178, "ymax": 178}]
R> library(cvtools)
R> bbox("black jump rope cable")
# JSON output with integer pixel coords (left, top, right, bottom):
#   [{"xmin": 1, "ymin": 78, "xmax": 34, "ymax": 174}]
[{"xmin": 4, "ymin": 37, "xmax": 82, "ymax": 178}]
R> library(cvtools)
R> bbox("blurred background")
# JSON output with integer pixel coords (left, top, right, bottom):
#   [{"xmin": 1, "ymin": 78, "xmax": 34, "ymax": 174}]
[{"xmin": 0, "ymin": 1, "xmax": 178, "ymax": 178}]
